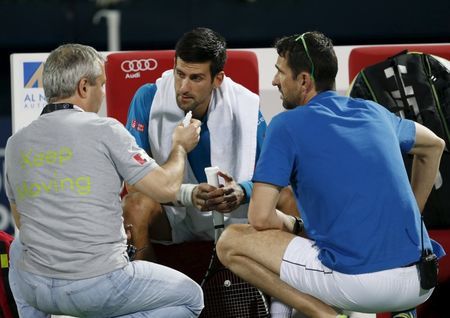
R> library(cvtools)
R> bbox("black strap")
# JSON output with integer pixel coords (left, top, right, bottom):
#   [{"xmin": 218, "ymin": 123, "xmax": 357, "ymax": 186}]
[
  {"xmin": 40, "ymin": 103, "xmax": 74, "ymax": 116},
  {"xmin": 420, "ymin": 215, "xmax": 433, "ymax": 258},
  {"xmin": 390, "ymin": 58, "xmax": 414, "ymax": 118}
]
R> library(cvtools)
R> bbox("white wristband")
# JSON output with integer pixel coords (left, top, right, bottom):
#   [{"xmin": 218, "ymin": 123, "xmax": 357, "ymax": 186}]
[{"xmin": 175, "ymin": 184, "xmax": 196, "ymax": 207}]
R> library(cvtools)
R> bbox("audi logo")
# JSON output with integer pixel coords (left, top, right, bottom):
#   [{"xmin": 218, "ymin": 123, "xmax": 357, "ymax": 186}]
[{"xmin": 121, "ymin": 59, "xmax": 158, "ymax": 72}]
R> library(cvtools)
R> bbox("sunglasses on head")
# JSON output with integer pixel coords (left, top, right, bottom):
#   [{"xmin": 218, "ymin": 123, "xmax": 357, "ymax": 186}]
[{"xmin": 295, "ymin": 33, "xmax": 315, "ymax": 81}]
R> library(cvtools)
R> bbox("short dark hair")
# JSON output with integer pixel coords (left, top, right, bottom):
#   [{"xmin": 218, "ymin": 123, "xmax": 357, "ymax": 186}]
[
  {"xmin": 175, "ymin": 27, "xmax": 227, "ymax": 78},
  {"xmin": 275, "ymin": 31, "xmax": 338, "ymax": 92}
]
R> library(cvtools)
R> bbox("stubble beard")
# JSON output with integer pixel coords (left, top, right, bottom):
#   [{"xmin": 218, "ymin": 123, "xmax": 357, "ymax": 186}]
[
  {"xmin": 176, "ymin": 95, "xmax": 198, "ymax": 113},
  {"xmin": 282, "ymin": 97, "xmax": 298, "ymax": 110}
]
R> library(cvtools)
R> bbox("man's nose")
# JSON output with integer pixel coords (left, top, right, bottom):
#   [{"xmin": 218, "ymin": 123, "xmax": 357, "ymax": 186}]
[
  {"xmin": 272, "ymin": 76, "xmax": 278, "ymax": 87},
  {"xmin": 180, "ymin": 78, "xmax": 191, "ymax": 92}
]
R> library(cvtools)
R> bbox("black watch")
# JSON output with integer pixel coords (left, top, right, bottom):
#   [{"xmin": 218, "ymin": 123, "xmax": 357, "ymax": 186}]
[{"xmin": 292, "ymin": 217, "xmax": 304, "ymax": 235}]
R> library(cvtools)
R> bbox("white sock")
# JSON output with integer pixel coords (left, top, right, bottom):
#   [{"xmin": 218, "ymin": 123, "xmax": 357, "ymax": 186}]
[{"xmin": 270, "ymin": 297, "xmax": 293, "ymax": 318}]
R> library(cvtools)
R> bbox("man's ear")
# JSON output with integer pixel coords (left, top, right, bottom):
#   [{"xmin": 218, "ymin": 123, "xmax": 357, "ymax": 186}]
[
  {"xmin": 77, "ymin": 78, "xmax": 89, "ymax": 98},
  {"xmin": 213, "ymin": 71, "xmax": 225, "ymax": 88},
  {"xmin": 298, "ymin": 72, "xmax": 313, "ymax": 90}
]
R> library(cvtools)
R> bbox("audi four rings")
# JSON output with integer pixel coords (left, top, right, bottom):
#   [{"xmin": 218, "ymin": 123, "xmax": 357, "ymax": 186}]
[{"xmin": 121, "ymin": 59, "xmax": 158, "ymax": 72}]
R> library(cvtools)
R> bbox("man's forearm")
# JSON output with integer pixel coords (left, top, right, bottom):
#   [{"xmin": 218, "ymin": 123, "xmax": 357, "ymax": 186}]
[
  {"xmin": 409, "ymin": 123, "xmax": 445, "ymax": 212},
  {"xmin": 249, "ymin": 183, "xmax": 293, "ymax": 231},
  {"xmin": 133, "ymin": 144, "xmax": 187, "ymax": 203},
  {"xmin": 411, "ymin": 150, "xmax": 443, "ymax": 212},
  {"xmin": 158, "ymin": 144, "xmax": 187, "ymax": 200}
]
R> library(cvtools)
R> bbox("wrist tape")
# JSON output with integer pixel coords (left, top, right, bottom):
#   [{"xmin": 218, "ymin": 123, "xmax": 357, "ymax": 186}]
[{"xmin": 175, "ymin": 184, "xmax": 196, "ymax": 207}]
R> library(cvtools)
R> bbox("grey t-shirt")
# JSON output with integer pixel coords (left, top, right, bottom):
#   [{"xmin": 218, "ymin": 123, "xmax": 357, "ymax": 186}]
[{"xmin": 5, "ymin": 107, "xmax": 158, "ymax": 279}]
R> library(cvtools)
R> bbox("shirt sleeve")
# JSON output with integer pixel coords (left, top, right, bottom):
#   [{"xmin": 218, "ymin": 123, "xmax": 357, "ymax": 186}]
[
  {"xmin": 125, "ymin": 84, "xmax": 157, "ymax": 154},
  {"xmin": 387, "ymin": 111, "xmax": 416, "ymax": 153},
  {"xmin": 105, "ymin": 118, "xmax": 160, "ymax": 185},
  {"xmin": 252, "ymin": 113, "xmax": 295, "ymax": 188}
]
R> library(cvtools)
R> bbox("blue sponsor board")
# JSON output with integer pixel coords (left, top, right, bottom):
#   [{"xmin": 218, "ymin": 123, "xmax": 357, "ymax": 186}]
[
  {"xmin": 0, "ymin": 116, "xmax": 14, "ymax": 234},
  {"xmin": 23, "ymin": 62, "xmax": 47, "ymax": 111},
  {"xmin": 23, "ymin": 61, "xmax": 44, "ymax": 88}
]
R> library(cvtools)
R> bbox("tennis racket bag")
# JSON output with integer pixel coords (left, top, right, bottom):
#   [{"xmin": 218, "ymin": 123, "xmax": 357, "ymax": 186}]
[
  {"xmin": 349, "ymin": 51, "xmax": 450, "ymax": 228},
  {"xmin": 0, "ymin": 231, "xmax": 19, "ymax": 318}
]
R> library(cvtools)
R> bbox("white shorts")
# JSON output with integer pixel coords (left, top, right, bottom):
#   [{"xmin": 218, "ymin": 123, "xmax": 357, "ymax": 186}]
[{"xmin": 280, "ymin": 237, "xmax": 433, "ymax": 313}]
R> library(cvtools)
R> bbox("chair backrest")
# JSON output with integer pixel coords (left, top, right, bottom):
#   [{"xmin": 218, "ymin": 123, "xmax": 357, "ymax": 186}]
[
  {"xmin": 105, "ymin": 50, "xmax": 259, "ymax": 125},
  {"xmin": 348, "ymin": 44, "xmax": 450, "ymax": 83}
]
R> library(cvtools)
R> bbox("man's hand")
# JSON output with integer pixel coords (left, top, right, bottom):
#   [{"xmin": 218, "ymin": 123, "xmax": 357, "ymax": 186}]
[
  {"xmin": 192, "ymin": 183, "xmax": 216, "ymax": 210},
  {"xmin": 192, "ymin": 171, "xmax": 245, "ymax": 213},
  {"xmin": 172, "ymin": 119, "xmax": 201, "ymax": 153}
]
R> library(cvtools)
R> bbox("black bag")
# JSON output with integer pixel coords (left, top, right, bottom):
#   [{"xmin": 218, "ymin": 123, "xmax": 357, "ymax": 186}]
[
  {"xmin": 418, "ymin": 249, "xmax": 438, "ymax": 290},
  {"xmin": 349, "ymin": 51, "xmax": 450, "ymax": 228}
]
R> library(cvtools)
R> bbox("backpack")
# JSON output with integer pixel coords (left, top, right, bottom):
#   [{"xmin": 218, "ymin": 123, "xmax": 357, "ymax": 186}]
[
  {"xmin": 0, "ymin": 231, "xmax": 19, "ymax": 318},
  {"xmin": 349, "ymin": 51, "xmax": 450, "ymax": 228}
]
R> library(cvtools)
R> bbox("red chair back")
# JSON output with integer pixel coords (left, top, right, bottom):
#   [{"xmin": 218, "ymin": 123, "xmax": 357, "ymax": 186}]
[
  {"xmin": 348, "ymin": 44, "xmax": 450, "ymax": 83},
  {"xmin": 104, "ymin": 50, "xmax": 260, "ymax": 284}
]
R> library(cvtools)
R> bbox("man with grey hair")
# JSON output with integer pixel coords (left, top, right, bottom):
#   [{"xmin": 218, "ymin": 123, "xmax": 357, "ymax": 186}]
[{"xmin": 5, "ymin": 43, "xmax": 204, "ymax": 317}]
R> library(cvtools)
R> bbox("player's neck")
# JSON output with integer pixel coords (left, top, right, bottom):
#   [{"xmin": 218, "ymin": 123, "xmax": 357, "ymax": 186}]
[{"xmin": 192, "ymin": 97, "xmax": 212, "ymax": 121}]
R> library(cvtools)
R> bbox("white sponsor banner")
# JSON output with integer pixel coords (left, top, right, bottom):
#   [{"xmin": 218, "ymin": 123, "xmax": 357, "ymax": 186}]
[
  {"xmin": 10, "ymin": 47, "xmax": 360, "ymax": 131},
  {"xmin": 10, "ymin": 53, "xmax": 48, "ymax": 133},
  {"xmin": 10, "ymin": 52, "xmax": 109, "ymax": 134}
]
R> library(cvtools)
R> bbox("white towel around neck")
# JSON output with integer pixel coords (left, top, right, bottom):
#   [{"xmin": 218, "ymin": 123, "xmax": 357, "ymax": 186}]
[
  {"xmin": 148, "ymin": 70, "xmax": 260, "ymax": 236},
  {"xmin": 149, "ymin": 69, "xmax": 259, "ymax": 182}
]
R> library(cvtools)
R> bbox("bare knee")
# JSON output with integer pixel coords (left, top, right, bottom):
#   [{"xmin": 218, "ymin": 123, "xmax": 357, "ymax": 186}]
[
  {"xmin": 216, "ymin": 224, "xmax": 250, "ymax": 267},
  {"xmin": 122, "ymin": 192, "xmax": 164, "ymax": 245},
  {"xmin": 122, "ymin": 192, "xmax": 162, "ymax": 224}
]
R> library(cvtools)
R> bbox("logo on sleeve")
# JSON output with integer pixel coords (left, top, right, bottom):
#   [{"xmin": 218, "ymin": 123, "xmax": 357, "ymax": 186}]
[
  {"xmin": 133, "ymin": 150, "xmax": 151, "ymax": 165},
  {"xmin": 131, "ymin": 119, "xmax": 145, "ymax": 132}
]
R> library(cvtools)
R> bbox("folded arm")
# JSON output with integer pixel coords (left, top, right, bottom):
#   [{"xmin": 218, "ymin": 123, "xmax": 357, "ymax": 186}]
[
  {"xmin": 248, "ymin": 182, "xmax": 297, "ymax": 233},
  {"xmin": 409, "ymin": 122, "xmax": 445, "ymax": 212}
]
